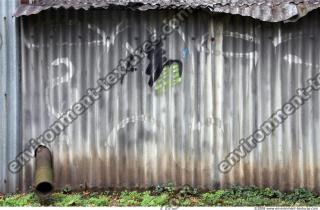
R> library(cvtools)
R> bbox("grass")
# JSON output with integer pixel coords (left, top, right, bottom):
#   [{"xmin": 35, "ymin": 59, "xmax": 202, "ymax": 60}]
[{"xmin": 1, "ymin": 185, "xmax": 320, "ymax": 206}]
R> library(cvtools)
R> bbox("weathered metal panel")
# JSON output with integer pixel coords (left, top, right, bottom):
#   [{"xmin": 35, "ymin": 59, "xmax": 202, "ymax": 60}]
[
  {"xmin": 14, "ymin": 0, "xmax": 320, "ymax": 22},
  {"xmin": 0, "ymin": 0, "xmax": 20, "ymax": 193},
  {"xmin": 20, "ymin": 9, "xmax": 320, "ymax": 192}
]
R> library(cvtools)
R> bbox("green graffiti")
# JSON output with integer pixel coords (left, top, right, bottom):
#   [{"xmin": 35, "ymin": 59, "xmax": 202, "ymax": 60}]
[{"xmin": 155, "ymin": 62, "xmax": 182, "ymax": 94}]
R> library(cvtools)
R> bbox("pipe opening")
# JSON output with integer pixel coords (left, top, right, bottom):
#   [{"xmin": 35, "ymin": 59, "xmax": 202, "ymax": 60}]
[{"xmin": 35, "ymin": 182, "xmax": 53, "ymax": 194}]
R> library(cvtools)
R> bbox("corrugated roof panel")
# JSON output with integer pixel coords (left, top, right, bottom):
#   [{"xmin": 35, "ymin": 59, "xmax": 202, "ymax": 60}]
[{"xmin": 14, "ymin": 0, "xmax": 320, "ymax": 22}]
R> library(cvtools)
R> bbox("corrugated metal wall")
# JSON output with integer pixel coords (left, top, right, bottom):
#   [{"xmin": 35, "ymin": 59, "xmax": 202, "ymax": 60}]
[
  {"xmin": 0, "ymin": 0, "xmax": 20, "ymax": 193},
  {"xmin": 19, "ymin": 9, "xmax": 320, "ymax": 192}
]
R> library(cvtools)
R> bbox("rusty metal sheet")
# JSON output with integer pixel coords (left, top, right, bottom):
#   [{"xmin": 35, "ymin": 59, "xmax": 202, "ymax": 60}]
[
  {"xmin": 14, "ymin": 0, "xmax": 320, "ymax": 22},
  {"xmin": 19, "ymin": 9, "xmax": 320, "ymax": 192}
]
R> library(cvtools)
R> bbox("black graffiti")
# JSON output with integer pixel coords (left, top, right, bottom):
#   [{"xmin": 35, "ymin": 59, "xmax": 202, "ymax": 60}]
[
  {"xmin": 146, "ymin": 41, "xmax": 168, "ymax": 87},
  {"xmin": 145, "ymin": 41, "xmax": 183, "ymax": 88},
  {"xmin": 119, "ymin": 54, "xmax": 138, "ymax": 84},
  {"xmin": 119, "ymin": 40, "xmax": 183, "ymax": 89}
]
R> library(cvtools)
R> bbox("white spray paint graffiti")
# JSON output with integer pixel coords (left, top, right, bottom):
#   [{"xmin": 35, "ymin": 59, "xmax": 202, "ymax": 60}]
[
  {"xmin": 273, "ymin": 30, "xmax": 319, "ymax": 68},
  {"xmin": 45, "ymin": 57, "xmax": 77, "ymax": 145},
  {"xmin": 105, "ymin": 115, "xmax": 166, "ymax": 148},
  {"xmin": 23, "ymin": 21, "xmax": 114, "ymax": 49},
  {"xmin": 105, "ymin": 115, "xmax": 167, "ymax": 171},
  {"xmin": 94, "ymin": 21, "xmax": 130, "ymax": 75},
  {"xmin": 45, "ymin": 57, "xmax": 76, "ymax": 118}
]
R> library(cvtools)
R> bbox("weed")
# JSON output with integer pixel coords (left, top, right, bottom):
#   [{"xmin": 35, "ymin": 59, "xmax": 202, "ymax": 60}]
[
  {"xmin": 140, "ymin": 192, "xmax": 170, "ymax": 206},
  {"xmin": 83, "ymin": 195, "xmax": 110, "ymax": 206},
  {"xmin": 164, "ymin": 183, "xmax": 175, "ymax": 194},
  {"xmin": 0, "ymin": 193, "xmax": 40, "ymax": 207},
  {"xmin": 201, "ymin": 190, "xmax": 225, "ymax": 206},
  {"xmin": 286, "ymin": 188, "xmax": 316, "ymax": 203},
  {"xmin": 260, "ymin": 187, "xmax": 283, "ymax": 198},
  {"xmin": 54, "ymin": 194, "xmax": 82, "ymax": 206},
  {"xmin": 62, "ymin": 186, "xmax": 72, "ymax": 194},
  {"xmin": 119, "ymin": 191, "xmax": 143, "ymax": 206},
  {"xmin": 3, "ymin": 186, "xmax": 320, "ymax": 207},
  {"xmin": 172, "ymin": 198, "xmax": 193, "ymax": 206},
  {"xmin": 155, "ymin": 185, "xmax": 165, "ymax": 195},
  {"xmin": 179, "ymin": 185, "xmax": 199, "ymax": 197}
]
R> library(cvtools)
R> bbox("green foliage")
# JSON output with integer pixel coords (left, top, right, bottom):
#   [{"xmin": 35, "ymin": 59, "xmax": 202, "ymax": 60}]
[
  {"xmin": 285, "ymin": 188, "xmax": 317, "ymax": 204},
  {"xmin": 227, "ymin": 186, "xmax": 260, "ymax": 199},
  {"xmin": 140, "ymin": 192, "xmax": 170, "ymax": 206},
  {"xmin": 155, "ymin": 185, "xmax": 165, "ymax": 195},
  {"xmin": 179, "ymin": 185, "xmax": 199, "ymax": 196},
  {"xmin": 260, "ymin": 187, "xmax": 283, "ymax": 198},
  {"xmin": 2, "ymin": 185, "xmax": 320, "ymax": 206},
  {"xmin": 154, "ymin": 183, "xmax": 176, "ymax": 195},
  {"xmin": 82, "ymin": 195, "xmax": 110, "ymax": 206},
  {"xmin": 164, "ymin": 182, "xmax": 175, "ymax": 194},
  {"xmin": 173, "ymin": 198, "xmax": 193, "ymax": 206},
  {"xmin": 54, "ymin": 194, "xmax": 82, "ymax": 206},
  {"xmin": 0, "ymin": 193, "xmax": 40, "ymax": 207},
  {"xmin": 199, "ymin": 186, "xmax": 320, "ymax": 206},
  {"xmin": 201, "ymin": 190, "xmax": 225, "ymax": 206},
  {"xmin": 118, "ymin": 191, "xmax": 143, "ymax": 206},
  {"xmin": 62, "ymin": 185, "xmax": 72, "ymax": 194}
]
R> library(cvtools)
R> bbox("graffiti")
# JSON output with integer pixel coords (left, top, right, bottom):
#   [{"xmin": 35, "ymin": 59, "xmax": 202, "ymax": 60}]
[
  {"xmin": 272, "ymin": 31, "xmax": 305, "ymax": 47},
  {"xmin": 224, "ymin": 31, "xmax": 259, "ymax": 44},
  {"xmin": 189, "ymin": 116, "xmax": 224, "ymax": 135},
  {"xmin": 45, "ymin": 57, "xmax": 76, "ymax": 118},
  {"xmin": 23, "ymin": 20, "xmax": 118, "ymax": 49},
  {"xmin": 273, "ymin": 31, "xmax": 320, "ymax": 71},
  {"xmin": 272, "ymin": 30, "xmax": 319, "ymax": 68},
  {"xmin": 119, "ymin": 54, "xmax": 139, "ymax": 84},
  {"xmin": 182, "ymin": 48, "xmax": 189, "ymax": 58},
  {"xmin": 97, "ymin": 21, "xmax": 147, "ymax": 85},
  {"xmin": 44, "ymin": 57, "xmax": 78, "ymax": 145},
  {"xmin": 145, "ymin": 41, "xmax": 168, "ymax": 87},
  {"xmin": 105, "ymin": 114, "xmax": 166, "ymax": 154},
  {"xmin": 154, "ymin": 60, "xmax": 183, "ymax": 94},
  {"xmin": 145, "ymin": 40, "xmax": 183, "ymax": 93}
]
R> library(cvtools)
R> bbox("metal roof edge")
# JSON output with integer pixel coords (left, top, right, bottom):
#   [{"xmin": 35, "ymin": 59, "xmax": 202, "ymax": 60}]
[{"xmin": 13, "ymin": 1, "xmax": 320, "ymax": 22}]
